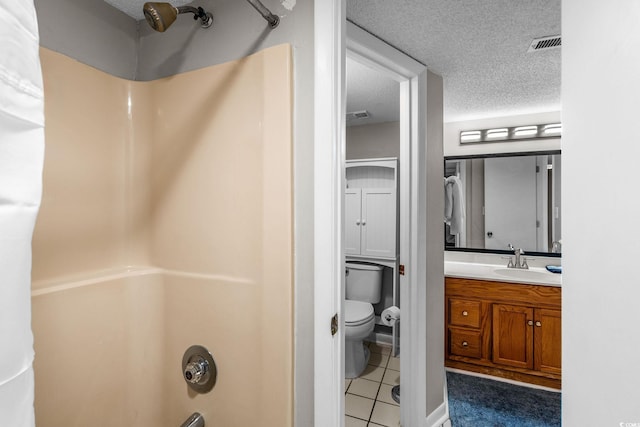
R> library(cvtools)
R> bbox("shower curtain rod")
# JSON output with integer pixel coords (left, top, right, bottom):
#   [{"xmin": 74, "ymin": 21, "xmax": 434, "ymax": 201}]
[{"xmin": 245, "ymin": 0, "xmax": 279, "ymax": 28}]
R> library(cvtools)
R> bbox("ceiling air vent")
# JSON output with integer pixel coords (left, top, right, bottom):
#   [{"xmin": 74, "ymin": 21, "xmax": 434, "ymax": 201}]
[
  {"xmin": 346, "ymin": 110, "xmax": 370, "ymax": 121},
  {"xmin": 527, "ymin": 35, "xmax": 561, "ymax": 53}
]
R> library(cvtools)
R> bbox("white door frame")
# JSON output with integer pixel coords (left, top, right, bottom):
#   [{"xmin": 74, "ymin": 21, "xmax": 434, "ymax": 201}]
[
  {"xmin": 313, "ymin": 1, "xmax": 346, "ymax": 426},
  {"xmin": 346, "ymin": 22, "xmax": 428, "ymax": 427},
  {"xmin": 314, "ymin": 1, "xmax": 433, "ymax": 423}
]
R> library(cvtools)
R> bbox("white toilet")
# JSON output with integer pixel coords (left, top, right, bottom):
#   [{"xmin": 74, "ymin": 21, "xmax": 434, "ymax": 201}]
[{"xmin": 345, "ymin": 262, "xmax": 383, "ymax": 378}]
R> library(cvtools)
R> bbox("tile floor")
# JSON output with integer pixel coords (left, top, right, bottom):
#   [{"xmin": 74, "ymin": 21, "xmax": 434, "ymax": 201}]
[{"xmin": 344, "ymin": 342, "xmax": 400, "ymax": 427}]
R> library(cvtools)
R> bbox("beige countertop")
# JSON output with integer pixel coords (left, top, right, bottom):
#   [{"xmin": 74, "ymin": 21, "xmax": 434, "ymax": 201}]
[{"xmin": 445, "ymin": 260, "xmax": 562, "ymax": 287}]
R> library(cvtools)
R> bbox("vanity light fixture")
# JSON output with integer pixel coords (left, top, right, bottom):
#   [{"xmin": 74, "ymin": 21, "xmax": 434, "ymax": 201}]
[
  {"xmin": 459, "ymin": 123, "xmax": 562, "ymax": 144},
  {"xmin": 542, "ymin": 123, "xmax": 562, "ymax": 136},
  {"xmin": 460, "ymin": 130, "xmax": 481, "ymax": 143},
  {"xmin": 485, "ymin": 128, "xmax": 509, "ymax": 140},
  {"xmin": 513, "ymin": 125, "xmax": 538, "ymax": 137}
]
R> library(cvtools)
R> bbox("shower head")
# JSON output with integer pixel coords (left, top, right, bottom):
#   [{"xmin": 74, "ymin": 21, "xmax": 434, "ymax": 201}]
[{"xmin": 143, "ymin": 2, "xmax": 213, "ymax": 32}]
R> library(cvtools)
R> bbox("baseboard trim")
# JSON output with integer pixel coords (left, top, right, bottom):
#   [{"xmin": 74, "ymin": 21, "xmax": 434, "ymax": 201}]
[
  {"xmin": 445, "ymin": 359, "xmax": 561, "ymax": 390},
  {"xmin": 425, "ymin": 401, "xmax": 449, "ymax": 427},
  {"xmin": 367, "ymin": 331, "xmax": 393, "ymax": 347},
  {"xmin": 446, "ymin": 367, "xmax": 561, "ymax": 393}
]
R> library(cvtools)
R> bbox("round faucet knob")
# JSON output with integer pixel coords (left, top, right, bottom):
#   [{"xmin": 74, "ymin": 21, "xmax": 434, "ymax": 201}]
[
  {"xmin": 181, "ymin": 345, "xmax": 217, "ymax": 393},
  {"xmin": 184, "ymin": 359, "xmax": 208, "ymax": 384}
]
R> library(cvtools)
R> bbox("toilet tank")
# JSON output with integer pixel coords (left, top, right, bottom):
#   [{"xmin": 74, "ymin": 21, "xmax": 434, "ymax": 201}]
[{"xmin": 345, "ymin": 262, "xmax": 383, "ymax": 303}]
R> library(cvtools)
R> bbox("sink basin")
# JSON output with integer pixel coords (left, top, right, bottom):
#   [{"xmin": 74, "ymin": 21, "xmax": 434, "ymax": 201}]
[{"xmin": 493, "ymin": 268, "xmax": 555, "ymax": 282}]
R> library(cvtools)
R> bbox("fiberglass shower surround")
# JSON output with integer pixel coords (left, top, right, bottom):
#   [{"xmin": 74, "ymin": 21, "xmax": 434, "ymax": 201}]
[
  {"xmin": 31, "ymin": 40, "xmax": 293, "ymax": 426},
  {"xmin": 0, "ymin": 1, "xmax": 45, "ymax": 427}
]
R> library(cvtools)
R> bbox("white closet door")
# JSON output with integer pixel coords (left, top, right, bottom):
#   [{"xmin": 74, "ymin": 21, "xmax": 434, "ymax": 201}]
[
  {"xmin": 361, "ymin": 189, "xmax": 396, "ymax": 257},
  {"xmin": 345, "ymin": 189, "xmax": 362, "ymax": 255}
]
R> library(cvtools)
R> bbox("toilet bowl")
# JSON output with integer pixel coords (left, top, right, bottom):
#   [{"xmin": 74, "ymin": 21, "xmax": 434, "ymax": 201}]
[
  {"xmin": 345, "ymin": 300, "xmax": 376, "ymax": 378},
  {"xmin": 344, "ymin": 262, "xmax": 384, "ymax": 378}
]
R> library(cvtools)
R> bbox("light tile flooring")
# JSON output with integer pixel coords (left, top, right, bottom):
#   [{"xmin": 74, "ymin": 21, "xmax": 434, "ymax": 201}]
[{"xmin": 344, "ymin": 342, "xmax": 400, "ymax": 427}]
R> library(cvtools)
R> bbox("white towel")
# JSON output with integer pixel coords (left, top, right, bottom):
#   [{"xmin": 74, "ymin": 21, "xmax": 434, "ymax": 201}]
[{"xmin": 444, "ymin": 176, "xmax": 465, "ymax": 234}]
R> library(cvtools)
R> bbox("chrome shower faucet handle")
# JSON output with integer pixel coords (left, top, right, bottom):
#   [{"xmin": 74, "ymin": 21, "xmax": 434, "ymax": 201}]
[{"xmin": 182, "ymin": 345, "xmax": 217, "ymax": 393}]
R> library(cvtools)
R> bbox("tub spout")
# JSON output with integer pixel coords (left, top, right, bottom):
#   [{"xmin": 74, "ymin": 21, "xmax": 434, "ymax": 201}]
[{"xmin": 180, "ymin": 412, "xmax": 205, "ymax": 427}]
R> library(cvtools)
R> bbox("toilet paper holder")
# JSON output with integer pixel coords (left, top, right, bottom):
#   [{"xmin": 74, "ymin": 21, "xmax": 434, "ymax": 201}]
[{"xmin": 381, "ymin": 306, "xmax": 400, "ymax": 327}]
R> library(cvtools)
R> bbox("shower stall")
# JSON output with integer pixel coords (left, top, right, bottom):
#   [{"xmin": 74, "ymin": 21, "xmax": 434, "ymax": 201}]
[{"xmin": 30, "ymin": 40, "xmax": 294, "ymax": 426}]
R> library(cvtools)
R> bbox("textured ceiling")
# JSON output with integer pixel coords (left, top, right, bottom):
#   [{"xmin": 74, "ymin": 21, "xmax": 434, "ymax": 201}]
[
  {"xmin": 346, "ymin": 57, "xmax": 399, "ymax": 126},
  {"xmin": 346, "ymin": 0, "xmax": 561, "ymax": 122}
]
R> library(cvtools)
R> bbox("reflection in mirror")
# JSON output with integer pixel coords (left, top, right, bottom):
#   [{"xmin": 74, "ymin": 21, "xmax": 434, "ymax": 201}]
[{"xmin": 444, "ymin": 151, "xmax": 561, "ymax": 256}]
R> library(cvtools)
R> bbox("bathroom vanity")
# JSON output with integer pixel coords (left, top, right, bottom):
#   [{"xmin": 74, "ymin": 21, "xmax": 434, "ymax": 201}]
[
  {"xmin": 442, "ymin": 149, "xmax": 562, "ymax": 388},
  {"xmin": 444, "ymin": 265, "xmax": 561, "ymax": 389}
]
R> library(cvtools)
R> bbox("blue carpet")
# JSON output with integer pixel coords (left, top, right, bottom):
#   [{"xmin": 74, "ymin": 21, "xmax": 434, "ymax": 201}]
[{"xmin": 447, "ymin": 371, "xmax": 561, "ymax": 427}]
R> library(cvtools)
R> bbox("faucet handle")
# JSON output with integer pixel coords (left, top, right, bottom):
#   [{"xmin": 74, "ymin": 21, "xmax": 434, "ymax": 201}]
[
  {"xmin": 501, "ymin": 256, "xmax": 514, "ymax": 268},
  {"xmin": 521, "ymin": 258, "xmax": 529, "ymax": 269}
]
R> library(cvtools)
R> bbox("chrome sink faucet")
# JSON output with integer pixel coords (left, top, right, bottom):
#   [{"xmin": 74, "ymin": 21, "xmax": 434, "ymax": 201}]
[{"xmin": 506, "ymin": 244, "xmax": 529, "ymax": 269}]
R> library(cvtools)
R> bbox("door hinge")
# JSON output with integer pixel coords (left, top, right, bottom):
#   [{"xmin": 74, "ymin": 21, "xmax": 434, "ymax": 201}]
[
  {"xmin": 399, "ymin": 264, "xmax": 405, "ymax": 276},
  {"xmin": 331, "ymin": 313, "xmax": 338, "ymax": 336}
]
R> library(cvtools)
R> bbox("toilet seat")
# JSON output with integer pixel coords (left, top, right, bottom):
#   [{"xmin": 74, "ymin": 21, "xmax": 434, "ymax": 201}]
[{"xmin": 345, "ymin": 300, "xmax": 375, "ymax": 327}]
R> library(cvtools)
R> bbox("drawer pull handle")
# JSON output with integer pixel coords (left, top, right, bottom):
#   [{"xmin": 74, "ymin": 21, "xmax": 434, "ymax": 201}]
[
  {"xmin": 462, "ymin": 341, "xmax": 468, "ymax": 347},
  {"xmin": 462, "ymin": 310, "xmax": 468, "ymax": 316},
  {"xmin": 527, "ymin": 320, "xmax": 533, "ymax": 326},
  {"xmin": 535, "ymin": 321, "xmax": 542, "ymax": 327}
]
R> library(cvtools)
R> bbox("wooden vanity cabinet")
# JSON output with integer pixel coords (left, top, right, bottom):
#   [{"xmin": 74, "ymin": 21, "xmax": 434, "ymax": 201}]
[{"xmin": 446, "ymin": 277, "xmax": 561, "ymax": 389}]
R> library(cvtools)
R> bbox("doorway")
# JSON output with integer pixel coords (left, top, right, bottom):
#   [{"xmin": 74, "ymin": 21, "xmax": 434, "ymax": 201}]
[
  {"xmin": 344, "ymin": 61, "xmax": 401, "ymax": 422},
  {"xmin": 346, "ymin": 25, "xmax": 423, "ymax": 425},
  {"xmin": 313, "ymin": 15, "xmax": 446, "ymax": 426}
]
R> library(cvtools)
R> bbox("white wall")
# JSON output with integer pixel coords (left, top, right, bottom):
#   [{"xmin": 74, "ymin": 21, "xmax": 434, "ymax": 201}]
[
  {"xmin": 563, "ymin": 0, "xmax": 640, "ymax": 424},
  {"xmin": 137, "ymin": 0, "xmax": 308, "ymax": 80},
  {"xmin": 444, "ymin": 111, "xmax": 561, "ymax": 157},
  {"xmin": 425, "ymin": 70, "xmax": 445, "ymax": 417},
  {"xmin": 35, "ymin": 0, "xmax": 138, "ymax": 79},
  {"xmin": 35, "ymin": 0, "xmax": 311, "ymax": 83},
  {"xmin": 346, "ymin": 121, "xmax": 400, "ymax": 159}
]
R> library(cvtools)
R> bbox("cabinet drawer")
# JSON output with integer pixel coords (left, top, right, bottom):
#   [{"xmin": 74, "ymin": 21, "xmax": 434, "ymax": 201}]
[
  {"xmin": 449, "ymin": 329, "xmax": 482, "ymax": 359},
  {"xmin": 449, "ymin": 299, "xmax": 481, "ymax": 328}
]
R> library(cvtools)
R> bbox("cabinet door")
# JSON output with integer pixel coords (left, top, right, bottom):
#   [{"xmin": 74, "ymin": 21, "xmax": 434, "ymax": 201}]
[
  {"xmin": 534, "ymin": 308, "xmax": 562, "ymax": 375},
  {"xmin": 344, "ymin": 189, "xmax": 362, "ymax": 255},
  {"xmin": 492, "ymin": 304, "xmax": 534, "ymax": 369},
  {"xmin": 360, "ymin": 189, "xmax": 396, "ymax": 257}
]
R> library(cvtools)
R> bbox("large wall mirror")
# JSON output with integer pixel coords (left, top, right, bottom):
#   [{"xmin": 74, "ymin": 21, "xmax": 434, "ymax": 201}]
[{"xmin": 444, "ymin": 151, "xmax": 561, "ymax": 256}]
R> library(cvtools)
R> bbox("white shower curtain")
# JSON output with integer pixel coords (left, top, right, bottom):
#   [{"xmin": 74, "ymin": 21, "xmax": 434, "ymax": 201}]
[{"xmin": 0, "ymin": 1, "xmax": 44, "ymax": 426}]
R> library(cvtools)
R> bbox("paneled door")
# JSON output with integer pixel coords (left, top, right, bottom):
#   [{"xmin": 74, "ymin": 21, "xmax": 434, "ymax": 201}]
[
  {"xmin": 534, "ymin": 308, "xmax": 562, "ymax": 375},
  {"xmin": 492, "ymin": 303, "xmax": 534, "ymax": 369},
  {"xmin": 345, "ymin": 188, "xmax": 362, "ymax": 255},
  {"xmin": 360, "ymin": 188, "xmax": 396, "ymax": 258},
  {"xmin": 484, "ymin": 156, "xmax": 538, "ymax": 250}
]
